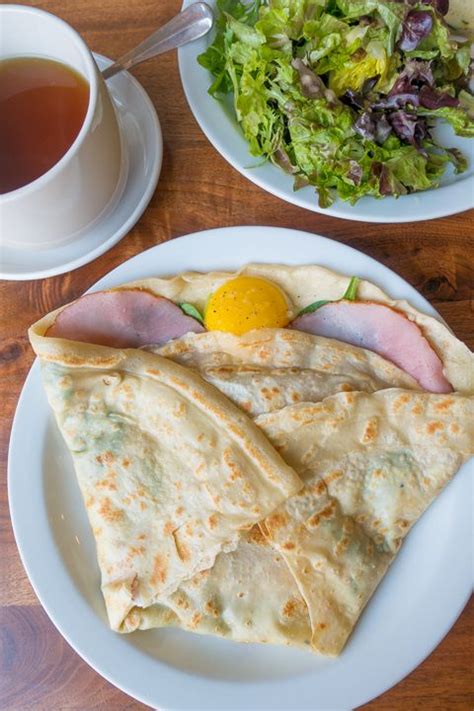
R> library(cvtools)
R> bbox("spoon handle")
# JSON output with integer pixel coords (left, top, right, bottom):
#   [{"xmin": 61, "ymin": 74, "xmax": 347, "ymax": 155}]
[{"xmin": 102, "ymin": 2, "xmax": 214, "ymax": 80}]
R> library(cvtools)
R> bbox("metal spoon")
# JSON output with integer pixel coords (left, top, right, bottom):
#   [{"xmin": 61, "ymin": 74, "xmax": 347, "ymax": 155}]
[{"xmin": 102, "ymin": 2, "xmax": 214, "ymax": 80}]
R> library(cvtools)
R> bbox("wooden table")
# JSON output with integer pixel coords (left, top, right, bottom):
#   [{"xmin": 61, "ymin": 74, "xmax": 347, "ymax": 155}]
[{"xmin": 1, "ymin": 1, "xmax": 473, "ymax": 708}]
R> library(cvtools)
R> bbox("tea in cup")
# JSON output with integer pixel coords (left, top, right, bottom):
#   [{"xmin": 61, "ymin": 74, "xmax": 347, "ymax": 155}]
[{"xmin": 0, "ymin": 5, "xmax": 125, "ymax": 249}]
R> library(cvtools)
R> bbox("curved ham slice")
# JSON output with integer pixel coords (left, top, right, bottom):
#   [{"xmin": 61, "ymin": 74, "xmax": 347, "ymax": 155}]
[
  {"xmin": 46, "ymin": 289, "xmax": 205, "ymax": 348},
  {"xmin": 290, "ymin": 301, "xmax": 452, "ymax": 393}
]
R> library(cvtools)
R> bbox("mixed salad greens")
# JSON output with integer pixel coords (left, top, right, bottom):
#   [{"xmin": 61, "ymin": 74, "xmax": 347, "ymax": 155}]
[{"xmin": 198, "ymin": 0, "xmax": 474, "ymax": 206}]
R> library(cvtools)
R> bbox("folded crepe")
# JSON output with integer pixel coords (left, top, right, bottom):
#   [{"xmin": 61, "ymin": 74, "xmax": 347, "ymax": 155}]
[
  {"xmin": 258, "ymin": 389, "xmax": 473, "ymax": 654},
  {"xmin": 155, "ymin": 328, "xmax": 419, "ymax": 416},
  {"xmin": 29, "ymin": 263, "xmax": 473, "ymax": 653},
  {"xmin": 148, "ymin": 328, "xmax": 471, "ymax": 651},
  {"xmin": 136, "ymin": 524, "xmax": 314, "ymax": 648},
  {"xmin": 29, "ymin": 329, "xmax": 302, "ymax": 631},
  {"xmin": 139, "ymin": 389, "xmax": 473, "ymax": 654}
]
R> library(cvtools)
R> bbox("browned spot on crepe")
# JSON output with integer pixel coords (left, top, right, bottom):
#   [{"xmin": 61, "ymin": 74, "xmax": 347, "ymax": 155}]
[
  {"xmin": 265, "ymin": 512, "xmax": 288, "ymax": 530},
  {"xmin": 98, "ymin": 497, "xmax": 124, "ymax": 523},
  {"xmin": 205, "ymin": 600, "xmax": 221, "ymax": 618},
  {"xmin": 190, "ymin": 612, "xmax": 202, "ymax": 628},
  {"xmin": 96, "ymin": 450, "xmax": 115, "ymax": 466},
  {"xmin": 427, "ymin": 420, "xmax": 444, "ymax": 434},
  {"xmin": 208, "ymin": 514, "xmax": 218, "ymax": 530},
  {"xmin": 151, "ymin": 554, "xmax": 168, "ymax": 586},
  {"xmin": 435, "ymin": 397, "xmax": 455, "ymax": 412},
  {"xmin": 393, "ymin": 393, "xmax": 411, "ymax": 411},
  {"xmin": 307, "ymin": 501, "xmax": 336, "ymax": 528},
  {"xmin": 324, "ymin": 469, "xmax": 343, "ymax": 485},
  {"xmin": 362, "ymin": 417, "xmax": 378, "ymax": 443}
]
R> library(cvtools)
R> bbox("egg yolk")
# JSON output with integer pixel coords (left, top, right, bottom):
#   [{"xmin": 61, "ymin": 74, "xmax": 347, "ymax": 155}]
[{"xmin": 204, "ymin": 276, "xmax": 290, "ymax": 335}]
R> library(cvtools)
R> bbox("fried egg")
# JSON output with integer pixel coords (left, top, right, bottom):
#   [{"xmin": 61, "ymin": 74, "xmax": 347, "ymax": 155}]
[{"xmin": 204, "ymin": 276, "xmax": 290, "ymax": 335}]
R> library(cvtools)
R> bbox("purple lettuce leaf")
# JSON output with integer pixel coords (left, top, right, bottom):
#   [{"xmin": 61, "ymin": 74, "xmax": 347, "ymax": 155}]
[
  {"xmin": 347, "ymin": 160, "xmax": 363, "ymax": 185},
  {"xmin": 291, "ymin": 58, "xmax": 325, "ymax": 99},
  {"xmin": 371, "ymin": 162, "xmax": 393, "ymax": 195},
  {"xmin": 341, "ymin": 75, "xmax": 381, "ymax": 109},
  {"xmin": 272, "ymin": 147, "xmax": 298, "ymax": 174},
  {"xmin": 419, "ymin": 85, "xmax": 460, "ymax": 108},
  {"xmin": 341, "ymin": 89, "xmax": 365, "ymax": 110},
  {"xmin": 390, "ymin": 61, "xmax": 434, "ymax": 95},
  {"xmin": 376, "ymin": 61, "xmax": 434, "ymax": 110},
  {"xmin": 354, "ymin": 111, "xmax": 376, "ymax": 140},
  {"xmin": 375, "ymin": 113, "xmax": 392, "ymax": 143},
  {"xmin": 389, "ymin": 110, "xmax": 429, "ymax": 147},
  {"xmin": 362, "ymin": 76, "xmax": 381, "ymax": 94},
  {"xmin": 373, "ymin": 93, "xmax": 420, "ymax": 109},
  {"xmin": 421, "ymin": 0, "xmax": 449, "ymax": 15},
  {"xmin": 372, "ymin": 162, "xmax": 408, "ymax": 197},
  {"xmin": 291, "ymin": 58, "xmax": 339, "ymax": 107},
  {"xmin": 399, "ymin": 11, "xmax": 434, "ymax": 52},
  {"xmin": 389, "ymin": 110, "xmax": 417, "ymax": 143},
  {"xmin": 353, "ymin": 111, "xmax": 392, "ymax": 145}
]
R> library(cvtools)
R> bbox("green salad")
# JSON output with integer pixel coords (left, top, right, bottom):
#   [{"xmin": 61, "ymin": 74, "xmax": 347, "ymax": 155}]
[{"xmin": 198, "ymin": 0, "xmax": 474, "ymax": 207}]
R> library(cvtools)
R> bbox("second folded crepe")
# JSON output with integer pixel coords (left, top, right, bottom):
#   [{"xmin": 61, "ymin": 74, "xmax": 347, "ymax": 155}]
[
  {"xmin": 29, "ymin": 330, "xmax": 302, "ymax": 632},
  {"xmin": 147, "ymin": 328, "xmax": 471, "ymax": 653},
  {"xmin": 139, "ymin": 389, "xmax": 472, "ymax": 655},
  {"xmin": 155, "ymin": 328, "xmax": 418, "ymax": 416}
]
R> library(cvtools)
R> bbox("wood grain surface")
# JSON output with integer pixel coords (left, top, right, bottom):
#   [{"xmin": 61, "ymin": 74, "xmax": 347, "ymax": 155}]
[{"xmin": 1, "ymin": 1, "xmax": 473, "ymax": 709}]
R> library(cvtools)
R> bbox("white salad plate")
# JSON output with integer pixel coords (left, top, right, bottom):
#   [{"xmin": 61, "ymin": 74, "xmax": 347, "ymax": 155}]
[
  {"xmin": 0, "ymin": 54, "xmax": 162, "ymax": 281},
  {"xmin": 9, "ymin": 226, "xmax": 472, "ymax": 710},
  {"xmin": 178, "ymin": 0, "xmax": 474, "ymax": 223}
]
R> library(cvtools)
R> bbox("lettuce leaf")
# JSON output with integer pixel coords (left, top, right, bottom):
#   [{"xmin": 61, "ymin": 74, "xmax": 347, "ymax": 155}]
[
  {"xmin": 197, "ymin": 0, "xmax": 473, "ymax": 207},
  {"xmin": 335, "ymin": 0, "xmax": 407, "ymax": 52},
  {"xmin": 419, "ymin": 106, "xmax": 474, "ymax": 136}
]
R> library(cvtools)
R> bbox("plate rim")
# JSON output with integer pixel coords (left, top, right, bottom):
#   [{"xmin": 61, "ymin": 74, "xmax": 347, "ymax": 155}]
[
  {"xmin": 177, "ymin": 0, "xmax": 474, "ymax": 223},
  {"xmin": 8, "ymin": 225, "xmax": 472, "ymax": 710},
  {"xmin": 0, "ymin": 53, "xmax": 162, "ymax": 281}
]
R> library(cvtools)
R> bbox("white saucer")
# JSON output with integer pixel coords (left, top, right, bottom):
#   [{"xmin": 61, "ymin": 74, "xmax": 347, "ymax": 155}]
[{"xmin": 0, "ymin": 54, "xmax": 162, "ymax": 281}]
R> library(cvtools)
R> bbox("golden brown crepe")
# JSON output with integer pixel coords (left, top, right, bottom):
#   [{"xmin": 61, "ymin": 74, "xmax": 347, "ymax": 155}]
[
  {"xmin": 257, "ymin": 389, "xmax": 473, "ymax": 654},
  {"xmin": 29, "ymin": 327, "xmax": 302, "ymax": 632},
  {"xmin": 133, "ymin": 525, "xmax": 313, "ymax": 648},
  {"xmin": 155, "ymin": 328, "xmax": 419, "ymax": 416},
  {"xmin": 131, "ymin": 389, "xmax": 472, "ymax": 654},
  {"xmin": 29, "ymin": 264, "xmax": 473, "ymax": 653}
]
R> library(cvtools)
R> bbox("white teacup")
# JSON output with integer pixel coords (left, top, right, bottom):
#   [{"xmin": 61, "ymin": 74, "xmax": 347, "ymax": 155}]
[{"xmin": 0, "ymin": 5, "xmax": 125, "ymax": 249}]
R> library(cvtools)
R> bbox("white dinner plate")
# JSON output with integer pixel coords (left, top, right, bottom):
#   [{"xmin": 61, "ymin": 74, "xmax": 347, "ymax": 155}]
[
  {"xmin": 9, "ymin": 226, "xmax": 472, "ymax": 710},
  {"xmin": 178, "ymin": 1, "xmax": 474, "ymax": 223},
  {"xmin": 0, "ymin": 54, "xmax": 162, "ymax": 281}
]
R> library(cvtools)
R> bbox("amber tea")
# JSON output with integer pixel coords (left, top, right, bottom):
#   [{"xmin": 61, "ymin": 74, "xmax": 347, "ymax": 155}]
[{"xmin": 0, "ymin": 56, "xmax": 90, "ymax": 194}]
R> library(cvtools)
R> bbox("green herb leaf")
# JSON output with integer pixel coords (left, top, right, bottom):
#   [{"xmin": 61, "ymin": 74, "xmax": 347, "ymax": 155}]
[
  {"xmin": 298, "ymin": 275, "xmax": 360, "ymax": 315},
  {"xmin": 180, "ymin": 303, "xmax": 205, "ymax": 324},
  {"xmin": 342, "ymin": 276, "xmax": 360, "ymax": 301},
  {"xmin": 297, "ymin": 299, "xmax": 330, "ymax": 316}
]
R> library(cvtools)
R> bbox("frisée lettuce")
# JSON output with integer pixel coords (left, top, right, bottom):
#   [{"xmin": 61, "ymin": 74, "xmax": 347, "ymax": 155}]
[{"xmin": 198, "ymin": 0, "xmax": 473, "ymax": 207}]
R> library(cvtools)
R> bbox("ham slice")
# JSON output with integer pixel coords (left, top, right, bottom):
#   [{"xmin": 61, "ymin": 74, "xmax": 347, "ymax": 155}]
[
  {"xmin": 46, "ymin": 289, "xmax": 205, "ymax": 348},
  {"xmin": 290, "ymin": 301, "xmax": 452, "ymax": 393}
]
